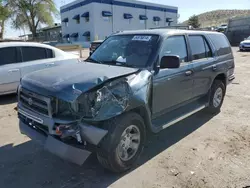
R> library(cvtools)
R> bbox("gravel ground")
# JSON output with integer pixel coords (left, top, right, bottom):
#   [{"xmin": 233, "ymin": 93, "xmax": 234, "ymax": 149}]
[{"xmin": 0, "ymin": 47, "xmax": 249, "ymax": 188}]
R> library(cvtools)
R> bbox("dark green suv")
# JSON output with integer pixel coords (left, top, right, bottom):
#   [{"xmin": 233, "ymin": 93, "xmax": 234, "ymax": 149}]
[{"xmin": 18, "ymin": 29, "xmax": 235, "ymax": 173}]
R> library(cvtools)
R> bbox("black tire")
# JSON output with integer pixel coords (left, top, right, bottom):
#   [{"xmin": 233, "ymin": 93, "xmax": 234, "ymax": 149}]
[
  {"xmin": 206, "ymin": 80, "xmax": 226, "ymax": 114},
  {"xmin": 97, "ymin": 112, "xmax": 146, "ymax": 173}
]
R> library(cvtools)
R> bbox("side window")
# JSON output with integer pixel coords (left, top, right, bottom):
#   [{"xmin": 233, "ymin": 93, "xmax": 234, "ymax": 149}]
[
  {"xmin": 204, "ymin": 39, "xmax": 212, "ymax": 57},
  {"xmin": 22, "ymin": 47, "xmax": 47, "ymax": 62},
  {"xmin": 208, "ymin": 34, "xmax": 231, "ymax": 56},
  {"xmin": 46, "ymin": 49, "xmax": 54, "ymax": 58},
  {"xmin": 161, "ymin": 36, "xmax": 188, "ymax": 62},
  {"xmin": 189, "ymin": 35, "xmax": 206, "ymax": 60},
  {"xmin": 0, "ymin": 47, "xmax": 17, "ymax": 65}
]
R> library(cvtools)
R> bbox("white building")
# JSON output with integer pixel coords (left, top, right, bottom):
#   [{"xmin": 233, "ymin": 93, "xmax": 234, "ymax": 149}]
[{"xmin": 60, "ymin": 0, "xmax": 178, "ymax": 45}]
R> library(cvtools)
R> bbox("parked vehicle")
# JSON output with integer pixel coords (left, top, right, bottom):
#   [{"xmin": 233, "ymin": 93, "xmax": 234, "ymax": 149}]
[
  {"xmin": 239, "ymin": 36, "xmax": 250, "ymax": 51},
  {"xmin": 18, "ymin": 29, "xmax": 235, "ymax": 173},
  {"xmin": 89, "ymin": 40, "xmax": 103, "ymax": 56},
  {"xmin": 216, "ymin": 24, "xmax": 227, "ymax": 33},
  {"xmin": 0, "ymin": 42, "xmax": 79, "ymax": 95}
]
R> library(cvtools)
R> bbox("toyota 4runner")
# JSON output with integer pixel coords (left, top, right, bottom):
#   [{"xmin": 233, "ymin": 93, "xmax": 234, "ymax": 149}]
[{"xmin": 17, "ymin": 29, "xmax": 235, "ymax": 172}]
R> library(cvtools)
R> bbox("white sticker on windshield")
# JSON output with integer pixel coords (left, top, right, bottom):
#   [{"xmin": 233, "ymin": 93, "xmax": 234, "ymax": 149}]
[{"xmin": 132, "ymin": 36, "xmax": 152, "ymax": 41}]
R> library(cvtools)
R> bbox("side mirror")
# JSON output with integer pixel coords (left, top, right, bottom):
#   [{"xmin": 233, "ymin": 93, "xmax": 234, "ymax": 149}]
[{"xmin": 160, "ymin": 55, "xmax": 180, "ymax": 69}]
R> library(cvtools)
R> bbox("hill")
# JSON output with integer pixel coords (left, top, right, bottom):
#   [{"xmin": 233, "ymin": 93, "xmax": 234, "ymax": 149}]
[{"xmin": 182, "ymin": 10, "xmax": 250, "ymax": 27}]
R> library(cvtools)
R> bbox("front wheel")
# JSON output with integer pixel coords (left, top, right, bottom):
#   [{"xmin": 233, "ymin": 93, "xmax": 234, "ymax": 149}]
[
  {"xmin": 206, "ymin": 80, "xmax": 226, "ymax": 114},
  {"xmin": 97, "ymin": 112, "xmax": 146, "ymax": 173}
]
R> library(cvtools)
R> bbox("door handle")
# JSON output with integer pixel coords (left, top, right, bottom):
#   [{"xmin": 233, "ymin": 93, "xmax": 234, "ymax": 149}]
[
  {"xmin": 212, "ymin": 65, "xmax": 217, "ymax": 71},
  {"xmin": 8, "ymin": 69, "xmax": 19, "ymax": 73},
  {"xmin": 46, "ymin": 63, "xmax": 55, "ymax": 66},
  {"xmin": 185, "ymin": 70, "xmax": 193, "ymax": 76}
]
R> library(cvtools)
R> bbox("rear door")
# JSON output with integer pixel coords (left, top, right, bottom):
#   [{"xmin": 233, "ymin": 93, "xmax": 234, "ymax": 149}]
[
  {"xmin": 0, "ymin": 47, "xmax": 21, "ymax": 94},
  {"xmin": 187, "ymin": 35, "xmax": 215, "ymax": 98},
  {"xmin": 20, "ymin": 46, "xmax": 56, "ymax": 77}
]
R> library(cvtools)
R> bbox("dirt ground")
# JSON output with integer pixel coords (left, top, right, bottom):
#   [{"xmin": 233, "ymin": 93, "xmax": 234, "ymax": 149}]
[{"xmin": 0, "ymin": 47, "xmax": 250, "ymax": 188}]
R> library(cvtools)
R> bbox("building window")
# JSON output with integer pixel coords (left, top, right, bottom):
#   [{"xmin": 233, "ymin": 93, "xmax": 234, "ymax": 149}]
[
  {"xmin": 62, "ymin": 18, "xmax": 69, "ymax": 27},
  {"xmin": 140, "ymin": 20, "xmax": 145, "ymax": 24},
  {"xmin": 83, "ymin": 31, "xmax": 90, "ymax": 41},
  {"xmin": 102, "ymin": 11, "xmax": 112, "ymax": 22},
  {"xmin": 153, "ymin": 16, "xmax": 161, "ymax": 26},
  {"xmin": 73, "ymin": 14, "xmax": 80, "ymax": 24},
  {"xmin": 82, "ymin": 12, "xmax": 90, "ymax": 23},
  {"xmin": 139, "ymin": 15, "xmax": 148, "ymax": 24}
]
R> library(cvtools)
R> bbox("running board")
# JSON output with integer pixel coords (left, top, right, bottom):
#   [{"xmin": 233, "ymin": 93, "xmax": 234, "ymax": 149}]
[
  {"xmin": 152, "ymin": 103, "xmax": 207, "ymax": 132},
  {"xmin": 162, "ymin": 105, "xmax": 206, "ymax": 129}
]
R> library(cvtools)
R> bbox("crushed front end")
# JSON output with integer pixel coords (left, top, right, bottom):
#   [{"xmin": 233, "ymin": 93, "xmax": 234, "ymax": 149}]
[
  {"xmin": 17, "ymin": 86, "xmax": 109, "ymax": 165},
  {"xmin": 17, "ymin": 77, "xmax": 133, "ymax": 165}
]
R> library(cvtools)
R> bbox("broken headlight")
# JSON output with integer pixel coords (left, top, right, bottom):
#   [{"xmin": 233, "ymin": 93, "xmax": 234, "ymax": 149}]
[{"xmin": 79, "ymin": 79, "xmax": 130, "ymax": 119}]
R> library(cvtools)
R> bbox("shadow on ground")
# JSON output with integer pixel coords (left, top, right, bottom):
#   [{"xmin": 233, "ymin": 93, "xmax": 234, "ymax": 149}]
[
  {"xmin": 0, "ymin": 111, "xmax": 215, "ymax": 188},
  {"xmin": 0, "ymin": 94, "xmax": 17, "ymax": 105}
]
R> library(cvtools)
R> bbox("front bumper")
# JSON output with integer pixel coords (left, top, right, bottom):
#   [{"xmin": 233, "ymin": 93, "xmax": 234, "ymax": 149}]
[
  {"xmin": 239, "ymin": 45, "xmax": 250, "ymax": 50},
  {"xmin": 18, "ymin": 105, "xmax": 108, "ymax": 165},
  {"xmin": 19, "ymin": 120, "xmax": 91, "ymax": 165}
]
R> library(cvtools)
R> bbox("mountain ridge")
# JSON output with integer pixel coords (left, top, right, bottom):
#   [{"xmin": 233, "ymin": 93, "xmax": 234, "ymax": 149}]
[{"xmin": 182, "ymin": 9, "xmax": 250, "ymax": 27}]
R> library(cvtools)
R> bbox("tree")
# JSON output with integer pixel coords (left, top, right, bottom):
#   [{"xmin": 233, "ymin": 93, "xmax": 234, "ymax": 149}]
[
  {"xmin": 188, "ymin": 15, "xmax": 200, "ymax": 28},
  {"xmin": 8, "ymin": 0, "xmax": 58, "ymax": 40},
  {"xmin": 0, "ymin": 0, "xmax": 11, "ymax": 39}
]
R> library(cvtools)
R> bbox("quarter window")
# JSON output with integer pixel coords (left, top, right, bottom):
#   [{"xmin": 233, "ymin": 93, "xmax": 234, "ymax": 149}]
[
  {"xmin": 22, "ymin": 47, "xmax": 48, "ymax": 62},
  {"xmin": 208, "ymin": 34, "xmax": 231, "ymax": 56},
  {"xmin": 0, "ymin": 47, "xmax": 18, "ymax": 65},
  {"xmin": 161, "ymin": 36, "xmax": 188, "ymax": 62}
]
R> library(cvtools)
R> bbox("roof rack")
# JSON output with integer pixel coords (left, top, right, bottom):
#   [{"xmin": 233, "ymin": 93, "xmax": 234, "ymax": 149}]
[{"xmin": 149, "ymin": 26, "xmax": 217, "ymax": 31}]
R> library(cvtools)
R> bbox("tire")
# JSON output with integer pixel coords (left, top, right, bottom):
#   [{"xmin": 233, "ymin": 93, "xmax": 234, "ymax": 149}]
[
  {"xmin": 206, "ymin": 80, "xmax": 226, "ymax": 114},
  {"xmin": 97, "ymin": 112, "xmax": 146, "ymax": 173}
]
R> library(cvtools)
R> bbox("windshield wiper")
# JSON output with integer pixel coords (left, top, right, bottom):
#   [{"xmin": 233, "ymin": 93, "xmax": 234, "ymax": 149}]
[
  {"xmin": 103, "ymin": 60, "xmax": 136, "ymax": 68},
  {"xmin": 85, "ymin": 57, "xmax": 102, "ymax": 64}
]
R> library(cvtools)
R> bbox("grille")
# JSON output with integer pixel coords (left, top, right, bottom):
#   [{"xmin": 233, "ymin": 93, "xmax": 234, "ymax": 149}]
[{"xmin": 19, "ymin": 88, "xmax": 52, "ymax": 116}]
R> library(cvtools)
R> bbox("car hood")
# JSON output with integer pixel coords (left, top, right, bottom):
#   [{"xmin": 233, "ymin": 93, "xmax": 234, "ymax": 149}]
[
  {"xmin": 241, "ymin": 40, "xmax": 250, "ymax": 43},
  {"xmin": 21, "ymin": 62, "xmax": 139, "ymax": 102}
]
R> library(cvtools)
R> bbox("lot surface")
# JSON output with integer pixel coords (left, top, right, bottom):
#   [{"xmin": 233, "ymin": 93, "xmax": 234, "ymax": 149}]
[{"xmin": 0, "ymin": 47, "xmax": 250, "ymax": 188}]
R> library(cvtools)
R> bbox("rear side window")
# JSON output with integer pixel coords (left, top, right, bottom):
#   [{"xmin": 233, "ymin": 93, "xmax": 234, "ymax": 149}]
[
  {"xmin": 189, "ymin": 35, "xmax": 213, "ymax": 60},
  {"xmin": 46, "ymin": 49, "xmax": 54, "ymax": 58},
  {"xmin": 22, "ymin": 47, "xmax": 47, "ymax": 62},
  {"xmin": 189, "ymin": 36, "xmax": 206, "ymax": 60},
  {"xmin": 208, "ymin": 34, "xmax": 231, "ymax": 56},
  {"xmin": 0, "ymin": 47, "xmax": 17, "ymax": 65}
]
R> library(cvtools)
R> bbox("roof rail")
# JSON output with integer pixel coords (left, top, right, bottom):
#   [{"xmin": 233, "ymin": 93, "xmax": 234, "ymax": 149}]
[{"xmin": 149, "ymin": 26, "xmax": 217, "ymax": 32}]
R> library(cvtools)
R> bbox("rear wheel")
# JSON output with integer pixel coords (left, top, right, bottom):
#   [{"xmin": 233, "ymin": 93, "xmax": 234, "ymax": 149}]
[
  {"xmin": 97, "ymin": 112, "xmax": 145, "ymax": 173},
  {"xmin": 206, "ymin": 80, "xmax": 226, "ymax": 113}
]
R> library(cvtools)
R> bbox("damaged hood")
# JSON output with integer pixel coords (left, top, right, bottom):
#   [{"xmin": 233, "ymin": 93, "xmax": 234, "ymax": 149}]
[{"xmin": 21, "ymin": 62, "xmax": 139, "ymax": 102}]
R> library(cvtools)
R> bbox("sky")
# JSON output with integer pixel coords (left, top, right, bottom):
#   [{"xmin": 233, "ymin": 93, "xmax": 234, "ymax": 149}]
[{"xmin": 5, "ymin": 0, "xmax": 250, "ymax": 38}]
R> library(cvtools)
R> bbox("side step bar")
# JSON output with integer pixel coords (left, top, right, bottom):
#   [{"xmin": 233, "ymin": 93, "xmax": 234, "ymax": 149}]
[
  {"xmin": 162, "ymin": 105, "xmax": 206, "ymax": 129},
  {"xmin": 152, "ymin": 103, "xmax": 207, "ymax": 132}
]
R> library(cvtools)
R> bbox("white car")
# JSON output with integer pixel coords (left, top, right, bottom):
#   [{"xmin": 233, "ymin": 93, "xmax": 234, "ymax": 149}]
[
  {"xmin": 239, "ymin": 36, "xmax": 250, "ymax": 51},
  {"xmin": 0, "ymin": 42, "xmax": 79, "ymax": 95}
]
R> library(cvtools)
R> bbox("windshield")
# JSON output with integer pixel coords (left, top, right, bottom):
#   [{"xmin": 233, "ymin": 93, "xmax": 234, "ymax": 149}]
[{"xmin": 89, "ymin": 35, "xmax": 159, "ymax": 68}]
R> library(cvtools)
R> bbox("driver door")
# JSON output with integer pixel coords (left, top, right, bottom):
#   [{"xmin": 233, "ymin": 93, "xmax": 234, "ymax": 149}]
[{"xmin": 152, "ymin": 35, "xmax": 193, "ymax": 117}]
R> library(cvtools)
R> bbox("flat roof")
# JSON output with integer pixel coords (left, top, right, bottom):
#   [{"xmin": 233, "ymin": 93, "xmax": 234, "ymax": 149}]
[{"xmin": 61, "ymin": 0, "xmax": 178, "ymax": 14}]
